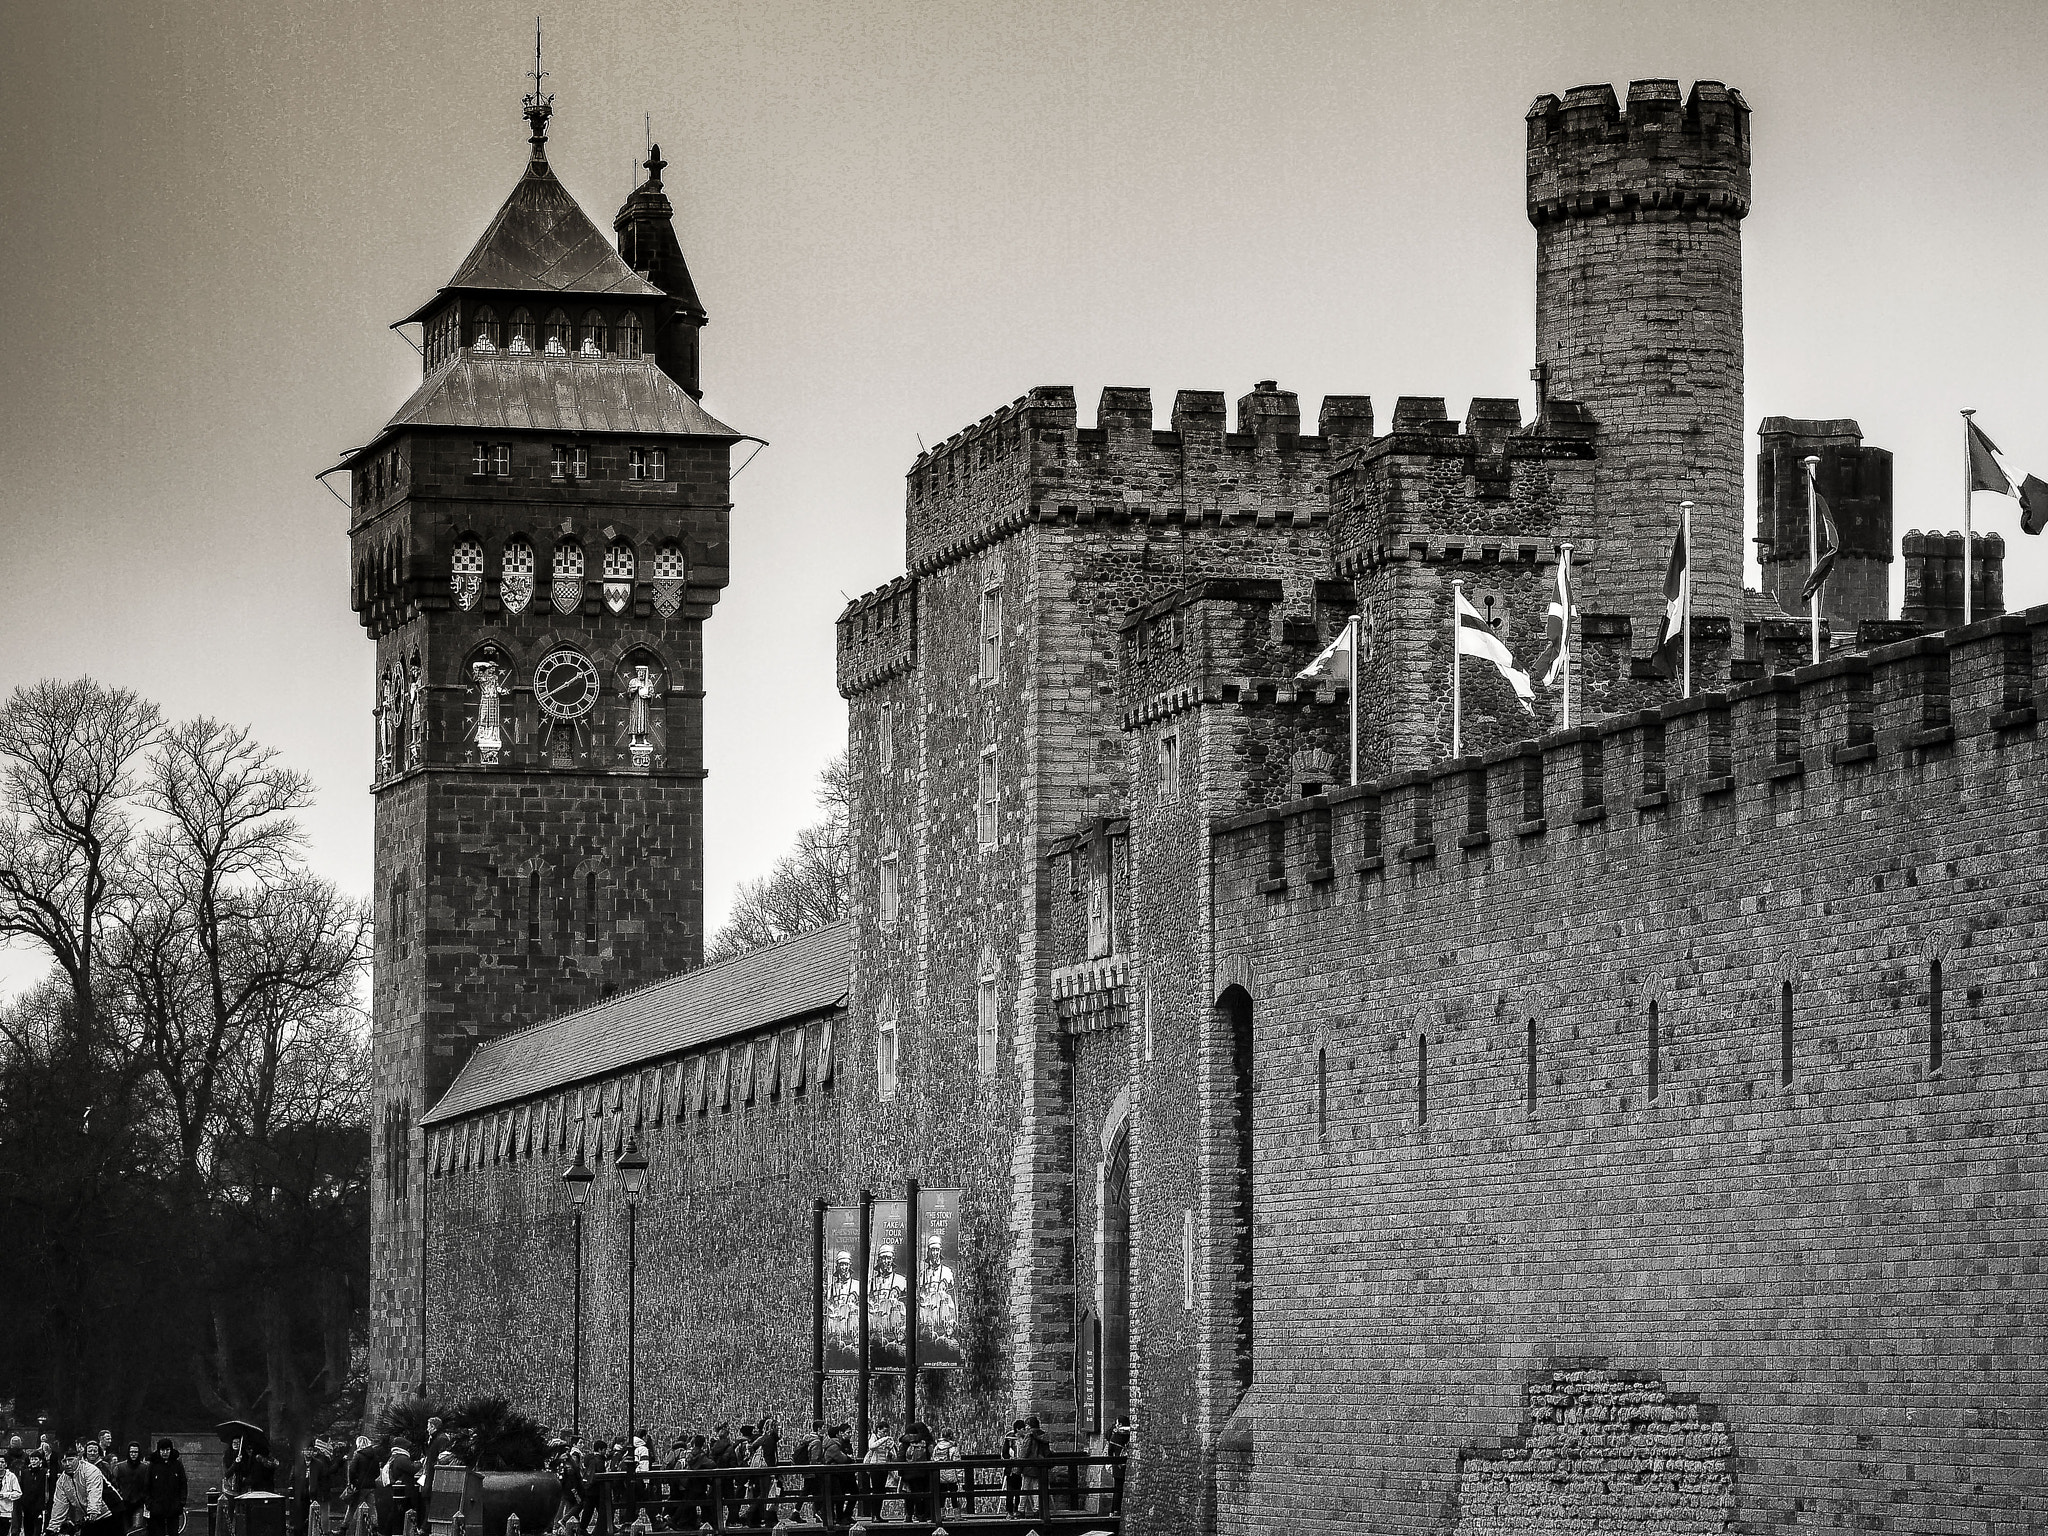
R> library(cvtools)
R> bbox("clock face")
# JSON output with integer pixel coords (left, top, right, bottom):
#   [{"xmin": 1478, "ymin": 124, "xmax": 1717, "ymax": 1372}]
[{"xmin": 533, "ymin": 649, "xmax": 601, "ymax": 721}]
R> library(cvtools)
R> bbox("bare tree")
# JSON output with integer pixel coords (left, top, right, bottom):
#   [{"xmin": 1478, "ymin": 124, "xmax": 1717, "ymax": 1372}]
[
  {"xmin": 705, "ymin": 751, "xmax": 850, "ymax": 962},
  {"xmin": 0, "ymin": 679, "xmax": 161, "ymax": 1049}
]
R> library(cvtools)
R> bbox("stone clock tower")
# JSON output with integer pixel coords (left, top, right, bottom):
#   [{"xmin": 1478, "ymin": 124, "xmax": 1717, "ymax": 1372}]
[{"xmin": 337, "ymin": 87, "xmax": 741, "ymax": 1409}]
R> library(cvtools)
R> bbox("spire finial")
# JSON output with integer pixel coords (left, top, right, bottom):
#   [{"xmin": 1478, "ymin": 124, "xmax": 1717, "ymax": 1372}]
[
  {"xmin": 644, "ymin": 142, "xmax": 667, "ymax": 189},
  {"xmin": 522, "ymin": 16, "xmax": 554, "ymax": 155}
]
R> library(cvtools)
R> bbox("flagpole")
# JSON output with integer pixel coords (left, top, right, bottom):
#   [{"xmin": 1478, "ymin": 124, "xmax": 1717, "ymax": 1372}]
[
  {"xmin": 1559, "ymin": 543, "xmax": 1573, "ymax": 731},
  {"xmin": 1450, "ymin": 579, "xmax": 1463, "ymax": 759},
  {"xmin": 1962, "ymin": 409, "xmax": 1976, "ymax": 627},
  {"xmin": 1348, "ymin": 613, "xmax": 1360, "ymax": 786},
  {"xmin": 1806, "ymin": 459, "xmax": 1822, "ymax": 660},
  {"xmin": 1679, "ymin": 502, "xmax": 1693, "ymax": 698}
]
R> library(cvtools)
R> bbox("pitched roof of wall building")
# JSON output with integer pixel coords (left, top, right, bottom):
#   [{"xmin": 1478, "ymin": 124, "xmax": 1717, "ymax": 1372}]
[
  {"xmin": 421, "ymin": 921, "xmax": 852, "ymax": 1125},
  {"xmin": 382, "ymin": 356, "xmax": 739, "ymax": 438}
]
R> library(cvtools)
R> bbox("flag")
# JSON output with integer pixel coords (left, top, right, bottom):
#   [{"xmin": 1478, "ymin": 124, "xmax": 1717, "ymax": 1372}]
[
  {"xmin": 1800, "ymin": 484, "xmax": 1840, "ymax": 602},
  {"xmin": 1454, "ymin": 589, "xmax": 1535, "ymax": 713},
  {"xmin": 1296, "ymin": 615, "xmax": 1357, "ymax": 684},
  {"xmin": 1969, "ymin": 420, "xmax": 2013, "ymax": 495},
  {"xmin": 1534, "ymin": 555, "xmax": 1572, "ymax": 689},
  {"xmin": 2023, "ymin": 475, "xmax": 2048, "ymax": 536},
  {"xmin": 1648, "ymin": 518, "xmax": 1688, "ymax": 678}
]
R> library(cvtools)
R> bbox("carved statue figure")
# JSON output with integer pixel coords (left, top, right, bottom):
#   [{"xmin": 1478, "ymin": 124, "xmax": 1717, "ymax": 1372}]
[
  {"xmin": 473, "ymin": 658, "xmax": 507, "ymax": 766},
  {"xmin": 375, "ymin": 668, "xmax": 396, "ymax": 778},
  {"xmin": 625, "ymin": 663, "xmax": 658, "ymax": 766},
  {"xmin": 405, "ymin": 657, "xmax": 425, "ymax": 767}
]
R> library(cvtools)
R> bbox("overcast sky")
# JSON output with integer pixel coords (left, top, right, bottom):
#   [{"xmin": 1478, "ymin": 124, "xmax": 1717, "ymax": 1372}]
[{"xmin": 3, "ymin": 0, "xmax": 2045, "ymax": 996}]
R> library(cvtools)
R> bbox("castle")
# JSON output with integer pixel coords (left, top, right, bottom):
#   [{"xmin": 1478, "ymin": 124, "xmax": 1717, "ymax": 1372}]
[{"xmin": 341, "ymin": 78, "xmax": 2047, "ymax": 1533}]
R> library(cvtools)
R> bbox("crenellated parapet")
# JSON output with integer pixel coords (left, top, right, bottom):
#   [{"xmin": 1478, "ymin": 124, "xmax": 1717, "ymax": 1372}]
[
  {"xmin": 835, "ymin": 575, "xmax": 918, "ymax": 696},
  {"xmin": 1214, "ymin": 606, "xmax": 2048, "ymax": 902},
  {"xmin": 1115, "ymin": 576, "xmax": 1357, "ymax": 725},
  {"xmin": 1526, "ymin": 79, "xmax": 1750, "ymax": 227},
  {"xmin": 904, "ymin": 382, "xmax": 1374, "ymax": 576}
]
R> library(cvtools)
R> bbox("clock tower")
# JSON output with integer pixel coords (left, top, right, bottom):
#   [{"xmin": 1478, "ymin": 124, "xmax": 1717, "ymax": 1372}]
[{"xmin": 338, "ymin": 86, "xmax": 741, "ymax": 1409}]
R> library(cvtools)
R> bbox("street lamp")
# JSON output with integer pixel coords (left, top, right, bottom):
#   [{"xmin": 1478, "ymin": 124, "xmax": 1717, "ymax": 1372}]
[
  {"xmin": 616, "ymin": 1135, "xmax": 649, "ymax": 1449},
  {"xmin": 562, "ymin": 1152, "xmax": 595, "ymax": 1439}
]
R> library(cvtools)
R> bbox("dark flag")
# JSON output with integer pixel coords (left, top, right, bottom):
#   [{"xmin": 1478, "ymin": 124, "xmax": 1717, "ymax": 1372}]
[
  {"xmin": 1800, "ymin": 488, "xmax": 1840, "ymax": 602},
  {"xmin": 1969, "ymin": 420, "xmax": 2013, "ymax": 495},
  {"xmin": 1535, "ymin": 551, "xmax": 1572, "ymax": 689},
  {"xmin": 1648, "ymin": 519, "xmax": 1688, "ymax": 678},
  {"xmin": 2022, "ymin": 475, "xmax": 2048, "ymax": 536}
]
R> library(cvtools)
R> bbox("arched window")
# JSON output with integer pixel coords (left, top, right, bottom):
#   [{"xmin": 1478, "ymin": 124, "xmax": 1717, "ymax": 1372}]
[
  {"xmin": 1221, "ymin": 986, "xmax": 1255, "ymax": 1398},
  {"xmin": 651, "ymin": 542, "xmax": 687, "ymax": 617},
  {"xmin": 1101, "ymin": 1128, "xmax": 1131, "ymax": 1431},
  {"xmin": 602, "ymin": 541, "xmax": 635, "ymax": 613},
  {"xmin": 500, "ymin": 536, "xmax": 535, "ymax": 614},
  {"xmin": 552, "ymin": 541, "xmax": 585, "ymax": 614},
  {"xmin": 544, "ymin": 310, "xmax": 571, "ymax": 354},
  {"xmin": 450, "ymin": 535, "xmax": 484, "ymax": 610},
  {"xmin": 508, "ymin": 309, "xmax": 536, "ymax": 354},
  {"xmin": 472, "ymin": 306, "xmax": 499, "ymax": 351},
  {"xmin": 616, "ymin": 312, "xmax": 644, "ymax": 360},
  {"xmin": 579, "ymin": 310, "xmax": 607, "ymax": 356}
]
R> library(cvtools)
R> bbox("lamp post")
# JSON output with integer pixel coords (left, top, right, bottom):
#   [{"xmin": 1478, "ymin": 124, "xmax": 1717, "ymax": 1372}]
[
  {"xmin": 616, "ymin": 1135, "xmax": 649, "ymax": 1448},
  {"xmin": 562, "ymin": 1152, "xmax": 595, "ymax": 1439}
]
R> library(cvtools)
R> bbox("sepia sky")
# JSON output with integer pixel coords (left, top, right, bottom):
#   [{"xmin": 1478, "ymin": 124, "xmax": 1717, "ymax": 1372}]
[{"xmin": 2, "ymin": 0, "xmax": 2046, "ymax": 995}]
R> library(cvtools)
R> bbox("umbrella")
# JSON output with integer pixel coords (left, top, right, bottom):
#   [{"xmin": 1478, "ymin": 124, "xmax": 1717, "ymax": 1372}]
[{"xmin": 216, "ymin": 1421, "xmax": 266, "ymax": 1448}]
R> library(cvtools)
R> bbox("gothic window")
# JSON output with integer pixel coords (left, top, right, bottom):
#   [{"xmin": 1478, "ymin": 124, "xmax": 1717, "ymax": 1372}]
[
  {"xmin": 976, "ymin": 949, "xmax": 999, "ymax": 1078},
  {"xmin": 552, "ymin": 541, "xmax": 585, "ymax": 614},
  {"xmin": 651, "ymin": 542, "xmax": 686, "ymax": 616},
  {"xmin": 501, "ymin": 536, "xmax": 536, "ymax": 614},
  {"xmin": 876, "ymin": 1001, "xmax": 900, "ymax": 1102},
  {"xmin": 617, "ymin": 312, "xmax": 643, "ymax": 359},
  {"xmin": 603, "ymin": 542, "xmax": 636, "ymax": 613},
  {"xmin": 979, "ymin": 580, "xmax": 1003, "ymax": 684},
  {"xmin": 579, "ymin": 310, "xmax": 607, "ymax": 356},
  {"xmin": 584, "ymin": 869, "xmax": 599, "ymax": 951},
  {"xmin": 544, "ymin": 309, "xmax": 571, "ymax": 354},
  {"xmin": 508, "ymin": 308, "xmax": 536, "ymax": 353},
  {"xmin": 472, "ymin": 306, "xmax": 499, "ymax": 351},
  {"xmin": 451, "ymin": 536, "xmax": 484, "ymax": 610},
  {"xmin": 978, "ymin": 744, "xmax": 999, "ymax": 850}
]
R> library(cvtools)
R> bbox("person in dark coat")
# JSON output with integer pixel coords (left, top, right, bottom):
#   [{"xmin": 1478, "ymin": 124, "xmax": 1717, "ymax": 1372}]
[
  {"xmin": 142, "ymin": 1442, "xmax": 187, "ymax": 1536},
  {"xmin": 226, "ymin": 1434, "xmax": 276, "ymax": 1497},
  {"xmin": 18, "ymin": 1446, "xmax": 50, "ymax": 1536},
  {"xmin": 111, "ymin": 1448, "xmax": 146, "ymax": 1535}
]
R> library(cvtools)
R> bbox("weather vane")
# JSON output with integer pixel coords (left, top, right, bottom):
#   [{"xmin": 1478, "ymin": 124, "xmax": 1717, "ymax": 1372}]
[{"xmin": 522, "ymin": 16, "xmax": 554, "ymax": 150}]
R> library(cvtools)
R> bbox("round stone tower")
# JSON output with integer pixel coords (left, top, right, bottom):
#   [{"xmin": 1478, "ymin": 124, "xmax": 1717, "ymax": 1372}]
[{"xmin": 1528, "ymin": 79, "xmax": 1750, "ymax": 645}]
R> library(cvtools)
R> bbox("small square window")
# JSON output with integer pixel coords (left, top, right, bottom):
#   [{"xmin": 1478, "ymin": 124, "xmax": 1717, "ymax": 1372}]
[
  {"xmin": 473, "ymin": 442, "xmax": 492, "ymax": 477},
  {"xmin": 648, "ymin": 448, "xmax": 666, "ymax": 482},
  {"xmin": 628, "ymin": 447, "xmax": 646, "ymax": 482},
  {"xmin": 491, "ymin": 444, "xmax": 511, "ymax": 477},
  {"xmin": 572, "ymin": 446, "xmax": 589, "ymax": 481},
  {"xmin": 551, "ymin": 445, "xmax": 569, "ymax": 480}
]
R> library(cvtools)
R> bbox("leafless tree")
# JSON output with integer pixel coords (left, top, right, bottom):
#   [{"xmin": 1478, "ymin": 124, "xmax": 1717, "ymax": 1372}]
[
  {"xmin": 705, "ymin": 751, "xmax": 850, "ymax": 962},
  {"xmin": 0, "ymin": 679, "xmax": 161, "ymax": 1049}
]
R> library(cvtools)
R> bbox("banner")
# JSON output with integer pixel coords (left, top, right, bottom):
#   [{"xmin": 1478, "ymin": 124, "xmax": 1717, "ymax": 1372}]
[
  {"xmin": 915, "ymin": 1187, "xmax": 964, "ymax": 1368},
  {"xmin": 822, "ymin": 1206, "xmax": 861, "ymax": 1373},
  {"xmin": 867, "ymin": 1198, "xmax": 910, "ymax": 1371}
]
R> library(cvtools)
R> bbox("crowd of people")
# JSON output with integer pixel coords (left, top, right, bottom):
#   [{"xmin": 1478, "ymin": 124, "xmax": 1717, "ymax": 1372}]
[
  {"xmin": 0, "ymin": 1433, "xmax": 193, "ymax": 1536},
  {"xmin": 543, "ymin": 1412, "xmax": 1131, "ymax": 1530}
]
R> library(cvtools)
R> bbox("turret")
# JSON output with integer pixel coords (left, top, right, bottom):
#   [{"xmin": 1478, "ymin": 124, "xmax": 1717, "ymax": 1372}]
[
  {"xmin": 1756, "ymin": 418, "xmax": 1893, "ymax": 627},
  {"xmin": 1527, "ymin": 80, "xmax": 1751, "ymax": 651},
  {"xmin": 615, "ymin": 146, "xmax": 709, "ymax": 399}
]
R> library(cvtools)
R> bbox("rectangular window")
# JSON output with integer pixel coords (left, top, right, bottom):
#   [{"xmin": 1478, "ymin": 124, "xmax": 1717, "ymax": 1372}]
[
  {"xmin": 878, "ymin": 702, "xmax": 894, "ymax": 773},
  {"xmin": 876, "ymin": 1016, "xmax": 899, "ymax": 1101},
  {"xmin": 1525, "ymin": 1018, "xmax": 1537, "ymax": 1114},
  {"xmin": 1928, "ymin": 959, "xmax": 1944, "ymax": 1075},
  {"xmin": 572, "ymin": 446, "xmax": 589, "ymax": 480},
  {"xmin": 1779, "ymin": 981, "xmax": 1794, "ymax": 1088},
  {"xmin": 526, "ymin": 869, "xmax": 542, "ymax": 950},
  {"xmin": 879, "ymin": 853, "xmax": 899, "ymax": 930},
  {"xmin": 1647, "ymin": 1001, "xmax": 1661, "ymax": 1104},
  {"xmin": 1416, "ymin": 1036, "xmax": 1428, "ymax": 1125},
  {"xmin": 648, "ymin": 447, "xmax": 667, "ymax": 481},
  {"xmin": 978, "ymin": 745, "xmax": 999, "ymax": 849},
  {"xmin": 491, "ymin": 443, "xmax": 511, "ymax": 477},
  {"xmin": 979, "ymin": 583, "xmax": 1002, "ymax": 684},
  {"xmin": 628, "ymin": 447, "xmax": 647, "ymax": 481},
  {"xmin": 1158, "ymin": 732, "xmax": 1180, "ymax": 800},
  {"xmin": 584, "ymin": 870, "xmax": 598, "ymax": 952},
  {"xmin": 1086, "ymin": 841, "xmax": 1114, "ymax": 960},
  {"xmin": 474, "ymin": 442, "xmax": 492, "ymax": 477},
  {"xmin": 551, "ymin": 444, "xmax": 569, "ymax": 480},
  {"xmin": 977, "ymin": 976, "xmax": 999, "ymax": 1078}
]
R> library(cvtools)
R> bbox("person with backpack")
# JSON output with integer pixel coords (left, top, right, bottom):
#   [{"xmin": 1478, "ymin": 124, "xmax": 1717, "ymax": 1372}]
[
  {"xmin": 1022, "ymin": 1415, "xmax": 1052, "ymax": 1517},
  {"xmin": 897, "ymin": 1423, "xmax": 935, "ymax": 1524},
  {"xmin": 858, "ymin": 1420, "xmax": 896, "ymax": 1523},
  {"xmin": 140, "ymin": 1443, "xmax": 185, "ymax": 1536}
]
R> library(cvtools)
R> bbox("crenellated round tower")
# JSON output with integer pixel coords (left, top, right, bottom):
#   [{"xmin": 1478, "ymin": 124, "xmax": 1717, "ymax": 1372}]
[{"xmin": 1528, "ymin": 79, "xmax": 1750, "ymax": 648}]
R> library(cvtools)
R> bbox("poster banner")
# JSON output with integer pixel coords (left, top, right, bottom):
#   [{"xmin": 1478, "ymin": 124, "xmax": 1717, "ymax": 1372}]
[
  {"xmin": 867, "ymin": 1198, "xmax": 910, "ymax": 1372},
  {"xmin": 822, "ymin": 1206, "xmax": 861, "ymax": 1373},
  {"xmin": 916, "ymin": 1187, "xmax": 964, "ymax": 1368}
]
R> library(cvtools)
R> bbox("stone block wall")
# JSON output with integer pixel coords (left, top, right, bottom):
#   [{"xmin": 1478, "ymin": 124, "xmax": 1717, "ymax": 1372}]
[{"xmin": 1197, "ymin": 610, "xmax": 2048, "ymax": 1533}]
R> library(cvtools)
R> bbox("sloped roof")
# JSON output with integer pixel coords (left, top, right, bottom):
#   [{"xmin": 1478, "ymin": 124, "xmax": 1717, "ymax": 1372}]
[
  {"xmin": 446, "ymin": 158, "xmax": 663, "ymax": 301},
  {"xmin": 381, "ymin": 355, "xmax": 741, "ymax": 439},
  {"xmin": 422, "ymin": 922, "xmax": 853, "ymax": 1126}
]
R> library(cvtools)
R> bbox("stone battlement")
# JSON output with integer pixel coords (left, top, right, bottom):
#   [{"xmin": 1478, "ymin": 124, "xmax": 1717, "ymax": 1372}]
[
  {"xmin": 904, "ymin": 382, "xmax": 1373, "ymax": 575},
  {"xmin": 835, "ymin": 575, "xmax": 916, "ymax": 695},
  {"xmin": 1215, "ymin": 610, "xmax": 2043, "ymax": 893},
  {"xmin": 1526, "ymin": 80, "xmax": 1751, "ymax": 226}
]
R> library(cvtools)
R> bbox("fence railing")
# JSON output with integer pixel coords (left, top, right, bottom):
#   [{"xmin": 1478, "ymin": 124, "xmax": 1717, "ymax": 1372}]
[{"xmin": 587, "ymin": 1453, "xmax": 1124, "ymax": 1534}]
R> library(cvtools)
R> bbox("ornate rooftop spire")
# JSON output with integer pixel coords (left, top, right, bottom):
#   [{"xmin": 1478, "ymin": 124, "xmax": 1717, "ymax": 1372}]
[
  {"xmin": 644, "ymin": 143, "xmax": 667, "ymax": 192},
  {"xmin": 521, "ymin": 17, "xmax": 553, "ymax": 160}
]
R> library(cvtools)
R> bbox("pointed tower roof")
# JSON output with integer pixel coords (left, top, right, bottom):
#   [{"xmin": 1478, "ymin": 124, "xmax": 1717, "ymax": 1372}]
[
  {"xmin": 400, "ymin": 97, "xmax": 665, "ymax": 324},
  {"xmin": 614, "ymin": 144, "xmax": 706, "ymax": 320}
]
